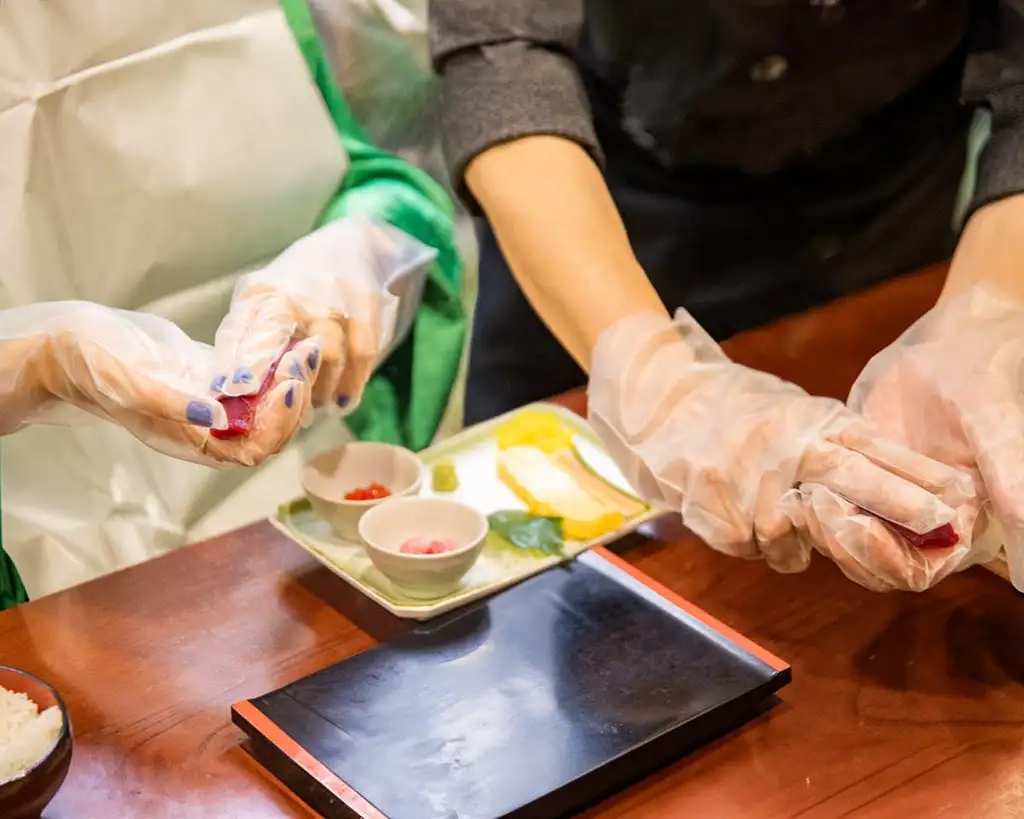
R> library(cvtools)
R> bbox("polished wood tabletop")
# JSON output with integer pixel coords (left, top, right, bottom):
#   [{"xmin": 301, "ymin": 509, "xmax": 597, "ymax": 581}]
[{"xmin": 4, "ymin": 264, "xmax": 1024, "ymax": 819}]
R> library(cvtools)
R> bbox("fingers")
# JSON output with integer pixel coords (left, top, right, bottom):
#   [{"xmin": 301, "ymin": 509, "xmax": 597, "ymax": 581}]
[
  {"xmin": 200, "ymin": 378, "xmax": 310, "ymax": 467},
  {"xmin": 957, "ymin": 379, "xmax": 1024, "ymax": 534},
  {"xmin": 272, "ymin": 338, "xmax": 321, "ymax": 392},
  {"xmin": 61, "ymin": 341, "xmax": 228, "ymax": 432},
  {"xmin": 680, "ymin": 467, "xmax": 812, "ymax": 572},
  {"xmin": 119, "ymin": 377, "xmax": 227, "ymax": 431},
  {"xmin": 761, "ymin": 527, "xmax": 813, "ymax": 574},
  {"xmin": 308, "ymin": 316, "xmax": 344, "ymax": 408},
  {"xmin": 129, "ymin": 376, "xmax": 227, "ymax": 431},
  {"xmin": 212, "ymin": 290, "xmax": 300, "ymax": 397},
  {"xmin": 273, "ymin": 338, "xmax": 320, "ymax": 428},
  {"xmin": 333, "ymin": 303, "xmax": 383, "ymax": 414},
  {"xmin": 201, "ymin": 338, "xmax": 319, "ymax": 466},
  {"xmin": 273, "ymin": 313, "xmax": 374, "ymax": 412},
  {"xmin": 211, "ymin": 299, "xmax": 379, "ymax": 425},
  {"xmin": 680, "ymin": 468, "xmax": 759, "ymax": 559},
  {"xmin": 801, "ymin": 440, "xmax": 961, "ymax": 535},
  {"xmin": 753, "ymin": 467, "xmax": 793, "ymax": 544},
  {"xmin": 947, "ymin": 375, "xmax": 1024, "ymax": 593},
  {"xmin": 247, "ymin": 338, "xmax": 318, "ymax": 454},
  {"xmin": 302, "ymin": 312, "xmax": 382, "ymax": 414},
  {"xmin": 792, "ymin": 485, "xmax": 901, "ymax": 591},
  {"xmin": 834, "ymin": 422, "xmax": 976, "ymax": 509},
  {"xmin": 245, "ymin": 379, "xmax": 310, "ymax": 462},
  {"xmin": 755, "ymin": 478, "xmax": 811, "ymax": 574},
  {"xmin": 791, "ymin": 483, "xmax": 973, "ymax": 592}
]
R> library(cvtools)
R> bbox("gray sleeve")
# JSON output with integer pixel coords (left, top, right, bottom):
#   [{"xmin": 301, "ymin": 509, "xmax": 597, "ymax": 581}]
[
  {"xmin": 429, "ymin": 0, "xmax": 601, "ymax": 212},
  {"xmin": 963, "ymin": 0, "xmax": 1024, "ymax": 213}
]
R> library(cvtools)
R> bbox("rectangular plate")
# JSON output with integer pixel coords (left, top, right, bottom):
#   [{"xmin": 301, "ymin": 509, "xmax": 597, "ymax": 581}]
[
  {"xmin": 270, "ymin": 402, "xmax": 666, "ymax": 620},
  {"xmin": 233, "ymin": 547, "xmax": 791, "ymax": 819}
]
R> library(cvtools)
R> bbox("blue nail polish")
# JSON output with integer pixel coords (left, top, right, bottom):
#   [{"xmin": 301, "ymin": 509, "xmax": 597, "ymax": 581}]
[
  {"xmin": 186, "ymin": 401, "xmax": 214, "ymax": 428},
  {"xmin": 232, "ymin": 367, "xmax": 253, "ymax": 385},
  {"xmin": 307, "ymin": 350, "xmax": 320, "ymax": 371},
  {"xmin": 285, "ymin": 387, "xmax": 295, "ymax": 409},
  {"xmin": 290, "ymin": 361, "xmax": 304, "ymax": 380},
  {"xmin": 210, "ymin": 374, "xmax": 227, "ymax": 392},
  {"xmin": 336, "ymin": 394, "xmax": 350, "ymax": 408}
]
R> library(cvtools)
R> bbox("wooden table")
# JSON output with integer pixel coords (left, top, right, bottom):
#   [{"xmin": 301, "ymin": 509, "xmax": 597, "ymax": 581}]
[{"xmin": 5, "ymin": 264, "xmax": 1024, "ymax": 819}]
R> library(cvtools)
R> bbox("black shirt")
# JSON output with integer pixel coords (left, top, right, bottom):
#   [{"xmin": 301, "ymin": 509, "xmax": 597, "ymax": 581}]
[{"xmin": 431, "ymin": 0, "xmax": 1023, "ymax": 216}]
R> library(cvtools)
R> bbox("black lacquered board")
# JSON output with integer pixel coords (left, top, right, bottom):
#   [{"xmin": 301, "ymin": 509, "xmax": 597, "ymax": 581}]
[{"xmin": 233, "ymin": 548, "xmax": 791, "ymax": 819}]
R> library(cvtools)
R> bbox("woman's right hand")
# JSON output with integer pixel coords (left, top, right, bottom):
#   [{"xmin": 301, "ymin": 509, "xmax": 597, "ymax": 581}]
[
  {"xmin": 587, "ymin": 310, "xmax": 979, "ymax": 590},
  {"xmin": 0, "ymin": 302, "xmax": 316, "ymax": 467}
]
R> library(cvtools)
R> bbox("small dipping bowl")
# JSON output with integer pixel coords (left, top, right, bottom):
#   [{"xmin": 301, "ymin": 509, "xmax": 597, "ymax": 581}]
[
  {"xmin": 302, "ymin": 442, "xmax": 425, "ymax": 540},
  {"xmin": 0, "ymin": 667, "xmax": 73, "ymax": 819},
  {"xmin": 358, "ymin": 497, "xmax": 489, "ymax": 600}
]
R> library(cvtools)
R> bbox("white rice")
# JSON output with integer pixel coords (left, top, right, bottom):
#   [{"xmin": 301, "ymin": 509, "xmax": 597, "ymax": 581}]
[{"xmin": 0, "ymin": 685, "xmax": 63, "ymax": 784}]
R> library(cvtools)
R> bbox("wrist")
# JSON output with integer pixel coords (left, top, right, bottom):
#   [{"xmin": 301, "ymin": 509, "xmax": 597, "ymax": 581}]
[
  {"xmin": 943, "ymin": 195, "xmax": 1024, "ymax": 308},
  {"xmin": 0, "ymin": 334, "xmax": 55, "ymax": 433}
]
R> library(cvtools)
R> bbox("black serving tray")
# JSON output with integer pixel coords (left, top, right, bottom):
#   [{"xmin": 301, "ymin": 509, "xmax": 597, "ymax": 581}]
[{"xmin": 233, "ymin": 548, "xmax": 791, "ymax": 819}]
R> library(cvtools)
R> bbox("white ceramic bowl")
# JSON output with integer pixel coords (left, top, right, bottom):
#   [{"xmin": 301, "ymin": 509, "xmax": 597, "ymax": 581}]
[
  {"xmin": 357, "ymin": 497, "xmax": 489, "ymax": 600},
  {"xmin": 301, "ymin": 443, "xmax": 424, "ymax": 540}
]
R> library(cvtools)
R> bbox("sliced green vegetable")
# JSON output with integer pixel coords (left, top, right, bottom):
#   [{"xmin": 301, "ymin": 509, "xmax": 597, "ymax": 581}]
[
  {"xmin": 432, "ymin": 460, "xmax": 459, "ymax": 493},
  {"xmin": 565, "ymin": 443, "xmax": 648, "ymax": 515},
  {"xmin": 487, "ymin": 510, "xmax": 564, "ymax": 557}
]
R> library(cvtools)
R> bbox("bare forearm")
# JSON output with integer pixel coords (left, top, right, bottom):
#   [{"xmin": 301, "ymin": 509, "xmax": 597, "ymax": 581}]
[
  {"xmin": 466, "ymin": 136, "xmax": 668, "ymax": 371},
  {"xmin": 942, "ymin": 195, "xmax": 1024, "ymax": 305},
  {"xmin": 0, "ymin": 334, "xmax": 53, "ymax": 433}
]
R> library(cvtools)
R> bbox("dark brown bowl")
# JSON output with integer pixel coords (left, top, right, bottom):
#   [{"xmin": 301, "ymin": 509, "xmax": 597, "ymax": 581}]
[{"xmin": 0, "ymin": 666, "xmax": 73, "ymax": 819}]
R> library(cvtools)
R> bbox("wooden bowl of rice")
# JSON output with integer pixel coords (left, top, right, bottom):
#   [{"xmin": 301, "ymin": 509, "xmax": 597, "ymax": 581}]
[{"xmin": 0, "ymin": 666, "xmax": 72, "ymax": 819}]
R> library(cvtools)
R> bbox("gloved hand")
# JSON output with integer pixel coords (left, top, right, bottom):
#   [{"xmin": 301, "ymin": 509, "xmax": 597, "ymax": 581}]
[
  {"xmin": 0, "ymin": 301, "xmax": 317, "ymax": 467},
  {"xmin": 830, "ymin": 285, "xmax": 1024, "ymax": 590},
  {"xmin": 211, "ymin": 214, "xmax": 436, "ymax": 414},
  {"xmin": 587, "ymin": 310, "xmax": 976, "ymax": 589}
]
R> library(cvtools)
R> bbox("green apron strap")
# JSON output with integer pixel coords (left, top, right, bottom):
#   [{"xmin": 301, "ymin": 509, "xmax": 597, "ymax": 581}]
[
  {"xmin": 0, "ymin": 461, "xmax": 28, "ymax": 609},
  {"xmin": 282, "ymin": 0, "xmax": 467, "ymax": 452},
  {"xmin": 0, "ymin": 550, "xmax": 28, "ymax": 611}
]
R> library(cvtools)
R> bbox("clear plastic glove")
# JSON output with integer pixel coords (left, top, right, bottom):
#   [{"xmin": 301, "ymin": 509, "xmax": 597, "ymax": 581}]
[
  {"xmin": 0, "ymin": 301, "xmax": 317, "ymax": 467},
  {"xmin": 211, "ymin": 215, "xmax": 436, "ymax": 414},
  {"xmin": 588, "ymin": 310, "xmax": 975, "ymax": 587},
  {"xmin": 825, "ymin": 285, "xmax": 1024, "ymax": 591}
]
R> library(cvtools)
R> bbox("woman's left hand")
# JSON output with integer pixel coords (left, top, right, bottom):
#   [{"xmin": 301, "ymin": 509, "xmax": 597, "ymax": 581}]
[{"xmin": 796, "ymin": 285, "xmax": 1024, "ymax": 591}]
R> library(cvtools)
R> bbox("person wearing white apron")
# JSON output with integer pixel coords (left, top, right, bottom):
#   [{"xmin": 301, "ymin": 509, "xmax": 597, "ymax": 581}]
[{"xmin": 0, "ymin": 0, "xmax": 466, "ymax": 607}]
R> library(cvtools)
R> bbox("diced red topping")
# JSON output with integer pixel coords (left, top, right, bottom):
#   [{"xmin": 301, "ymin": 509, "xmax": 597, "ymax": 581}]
[
  {"xmin": 343, "ymin": 482, "xmax": 392, "ymax": 501},
  {"xmin": 211, "ymin": 340, "xmax": 298, "ymax": 440}
]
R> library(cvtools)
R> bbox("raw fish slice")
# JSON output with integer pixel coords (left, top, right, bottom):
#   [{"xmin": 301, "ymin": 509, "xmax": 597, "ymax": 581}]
[{"xmin": 212, "ymin": 340, "xmax": 298, "ymax": 439}]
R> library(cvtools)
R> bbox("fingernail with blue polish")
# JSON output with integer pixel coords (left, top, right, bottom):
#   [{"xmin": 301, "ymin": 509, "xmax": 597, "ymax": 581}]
[
  {"xmin": 210, "ymin": 374, "xmax": 227, "ymax": 393},
  {"xmin": 232, "ymin": 367, "xmax": 254, "ymax": 385},
  {"xmin": 290, "ymin": 361, "xmax": 304, "ymax": 380},
  {"xmin": 307, "ymin": 350, "xmax": 320, "ymax": 371},
  {"xmin": 336, "ymin": 394, "xmax": 350, "ymax": 408},
  {"xmin": 285, "ymin": 387, "xmax": 295, "ymax": 409},
  {"xmin": 186, "ymin": 401, "xmax": 215, "ymax": 428}
]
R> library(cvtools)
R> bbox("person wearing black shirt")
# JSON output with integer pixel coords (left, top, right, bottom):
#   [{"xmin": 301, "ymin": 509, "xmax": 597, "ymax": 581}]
[{"xmin": 429, "ymin": 1, "xmax": 1024, "ymax": 591}]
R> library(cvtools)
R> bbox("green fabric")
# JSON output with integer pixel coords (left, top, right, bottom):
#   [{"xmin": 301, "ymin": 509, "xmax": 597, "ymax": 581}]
[
  {"xmin": 282, "ymin": 0, "xmax": 466, "ymax": 452},
  {"xmin": 0, "ymin": 553, "xmax": 27, "ymax": 611},
  {"xmin": 0, "ymin": 471, "xmax": 27, "ymax": 610}
]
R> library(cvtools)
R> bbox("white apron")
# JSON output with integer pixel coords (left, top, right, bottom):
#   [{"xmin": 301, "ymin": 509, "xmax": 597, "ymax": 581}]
[{"xmin": 0, "ymin": 0, "xmax": 356, "ymax": 597}]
